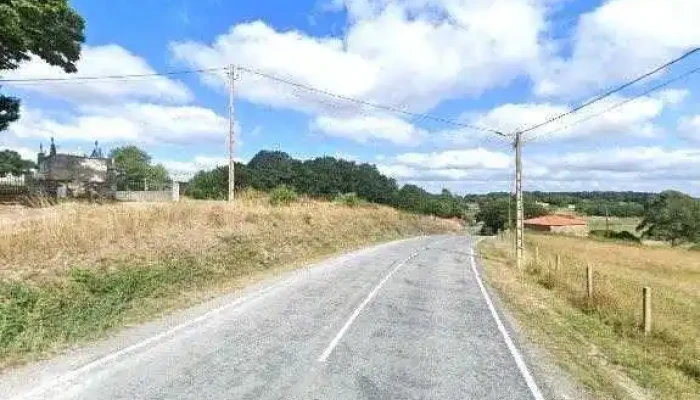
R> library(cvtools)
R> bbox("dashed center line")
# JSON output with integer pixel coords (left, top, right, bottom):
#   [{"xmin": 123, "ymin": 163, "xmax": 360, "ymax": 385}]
[{"xmin": 317, "ymin": 250, "xmax": 422, "ymax": 362}]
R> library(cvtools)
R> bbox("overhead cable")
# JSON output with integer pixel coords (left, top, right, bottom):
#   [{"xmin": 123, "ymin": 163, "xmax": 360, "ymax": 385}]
[{"xmin": 517, "ymin": 47, "xmax": 700, "ymax": 135}]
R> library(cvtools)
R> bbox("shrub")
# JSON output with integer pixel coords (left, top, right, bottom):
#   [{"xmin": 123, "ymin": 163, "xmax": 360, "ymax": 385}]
[
  {"xmin": 269, "ymin": 185, "xmax": 298, "ymax": 206},
  {"xmin": 333, "ymin": 192, "xmax": 364, "ymax": 207},
  {"xmin": 590, "ymin": 230, "xmax": 640, "ymax": 243}
]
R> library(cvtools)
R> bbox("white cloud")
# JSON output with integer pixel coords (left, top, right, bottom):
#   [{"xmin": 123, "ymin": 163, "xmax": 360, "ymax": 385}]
[
  {"xmin": 0, "ymin": 145, "xmax": 36, "ymax": 162},
  {"xmin": 377, "ymin": 148, "xmax": 512, "ymax": 182},
  {"xmin": 6, "ymin": 103, "xmax": 228, "ymax": 145},
  {"xmin": 678, "ymin": 115, "xmax": 700, "ymax": 142},
  {"xmin": 466, "ymin": 93, "xmax": 673, "ymax": 142},
  {"xmin": 310, "ymin": 114, "xmax": 424, "ymax": 144},
  {"xmin": 395, "ymin": 149, "xmax": 511, "ymax": 170},
  {"xmin": 534, "ymin": 0, "xmax": 700, "ymax": 97},
  {"xmin": 4, "ymin": 45, "xmax": 192, "ymax": 104},
  {"xmin": 534, "ymin": 147, "xmax": 700, "ymax": 177},
  {"xmin": 375, "ymin": 146, "xmax": 700, "ymax": 196},
  {"xmin": 170, "ymin": 0, "xmax": 546, "ymax": 114},
  {"xmin": 655, "ymin": 89, "xmax": 690, "ymax": 105},
  {"xmin": 159, "ymin": 155, "xmax": 233, "ymax": 180}
]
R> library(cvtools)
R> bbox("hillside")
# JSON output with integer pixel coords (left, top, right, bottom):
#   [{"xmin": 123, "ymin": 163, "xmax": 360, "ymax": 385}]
[{"xmin": 0, "ymin": 192, "xmax": 462, "ymax": 368}]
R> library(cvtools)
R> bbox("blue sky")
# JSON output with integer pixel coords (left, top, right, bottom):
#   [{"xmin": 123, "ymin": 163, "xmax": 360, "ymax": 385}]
[{"xmin": 2, "ymin": 0, "xmax": 700, "ymax": 195}]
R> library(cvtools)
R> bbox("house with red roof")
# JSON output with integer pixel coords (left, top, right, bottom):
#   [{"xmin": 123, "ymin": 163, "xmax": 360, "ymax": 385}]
[{"xmin": 524, "ymin": 214, "xmax": 589, "ymax": 236}]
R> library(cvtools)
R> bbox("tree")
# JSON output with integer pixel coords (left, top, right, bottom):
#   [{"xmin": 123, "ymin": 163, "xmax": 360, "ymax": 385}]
[
  {"xmin": 247, "ymin": 151, "xmax": 301, "ymax": 190},
  {"xmin": 476, "ymin": 198, "xmax": 549, "ymax": 235},
  {"xmin": 637, "ymin": 191, "xmax": 700, "ymax": 246},
  {"xmin": 0, "ymin": 149, "xmax": 35, "ymax": 176},
  {"xmin": 110, "ymin": 146, "xmax": 168, "ymax": 190},
  {"xmin": 183, "ymin": 150, "xmax": 468, "ymax": 219},
  {"xmin": 185, "ymin": 163, "xmax": 249, "ymax": 200},
  {"xmin": 1, "ymin": 0, "xmax": 85, "ymax": 132}
]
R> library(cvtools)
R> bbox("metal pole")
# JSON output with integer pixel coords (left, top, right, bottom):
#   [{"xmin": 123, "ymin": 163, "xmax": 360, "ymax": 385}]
[
  {"xmin": 228, "ymin": 65, "xmax": 236, "ymax": 202},
  {"xmin": 515, "ymin": 131, "xmax": 524, "ymax": 270}
]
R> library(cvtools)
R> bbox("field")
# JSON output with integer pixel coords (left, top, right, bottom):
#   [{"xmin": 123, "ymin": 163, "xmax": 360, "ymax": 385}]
[
  {"xmin": 480, "ymin": 233, "xmax": 700, "ymax": 399},
  {"xmin": 0, "ymin": 192, "xmax": 462, "ymax": 368},
  {"xmin": 586, "ymin": 217, "xmax": 641, "ymax": 235}
]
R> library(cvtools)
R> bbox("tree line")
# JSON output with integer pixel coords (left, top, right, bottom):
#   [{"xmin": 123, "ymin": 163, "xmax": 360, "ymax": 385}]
[
  {"xmin": 465, "ymin": 191, "xmax": 653, "ymax": 217},
  {"xmin": 186, "ymin": 150, "xmax": 466, "ymax": 219}
]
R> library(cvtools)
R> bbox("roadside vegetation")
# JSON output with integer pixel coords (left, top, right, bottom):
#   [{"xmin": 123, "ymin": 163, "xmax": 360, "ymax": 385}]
[
  {"xmin": 0, "ymin": 191, "xmax": 461, "ymax": 368},
  {"xmin": 480, "ymin": 233, "xmax": 700, "ymax": 399}
]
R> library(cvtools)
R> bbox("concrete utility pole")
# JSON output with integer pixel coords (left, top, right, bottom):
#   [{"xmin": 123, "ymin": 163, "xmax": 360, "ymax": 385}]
[
  {"xmin": 515, "ymin": 131, "xmax": 524, "ymax": 270},
  {"xmin": 228, "ymin": 65, "xmax": 237, "ymax": 202}
]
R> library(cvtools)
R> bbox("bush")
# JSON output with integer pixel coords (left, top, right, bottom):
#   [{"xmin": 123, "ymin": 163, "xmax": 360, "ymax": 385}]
[
  {"xmin": 590, "ymin": 230, "xmax": 640, "ymax": 243},
  {"xmin": 333, "ymin": 192, "xmax": 364, "ymax": 207},
  {"xmin": 269, "ymin": 185, "xmax": 298, "ymax": 206}
]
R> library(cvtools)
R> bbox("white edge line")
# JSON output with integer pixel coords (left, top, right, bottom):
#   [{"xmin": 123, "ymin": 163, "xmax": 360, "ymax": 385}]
[
  {"xmin": 12, "ymin": 279, "xmax": 289, "ymax": 400},
  {"xmin": 317, "ymin": 251, "xmax": 420, "ymax": 362},
  {"xmin": 469, "ymin": 248, "xmax": 546, "ymax": 400},
  {"xmin": 11, "ymin": 238, "xmax": 417, "ymax": 400}
]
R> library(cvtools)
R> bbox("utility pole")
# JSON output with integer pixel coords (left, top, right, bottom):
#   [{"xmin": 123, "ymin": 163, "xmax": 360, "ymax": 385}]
[
  {"xmin": 228, "ymin": 65, "xmax": 236, "ymax": 203},
  {"xmin": 515, "ymin": 131, "xmax": 524, "ymax": 270}
]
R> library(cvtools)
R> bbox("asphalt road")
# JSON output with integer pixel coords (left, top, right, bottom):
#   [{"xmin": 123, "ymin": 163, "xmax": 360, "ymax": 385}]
[{"xmin": 3, "ymin": 235, "xmax": 545, "ymax": 400}]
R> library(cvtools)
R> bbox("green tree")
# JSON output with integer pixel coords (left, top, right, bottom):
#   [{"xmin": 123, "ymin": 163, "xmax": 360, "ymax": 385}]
[
  {"xmin": 247, "ymin": 151, "xmax": 301, "ymax": 190},
  {"xmin": 110, "ymin": 146, "xmax": 168, "ymax": 190},
  {"xmin": 0, "ymin": 149, "xmax": 35, "ymax": 176},
  {"xmin": 1, "ymin": 0, "xmax": 85, "ymax": 131},
  {"xmin": 185, "ymin": 163, "xmax": 249, "ymax": 200},
  {"xmin": 183, "ymin": 150, "xmax": 468, "ymax": 219},
  {"xmin": 637, "ymin": 191, "xmax": 700, "ymax": 246},
  {"xmin": 476, "ymin": 198, "xmax": 549, "ymax": 235}
]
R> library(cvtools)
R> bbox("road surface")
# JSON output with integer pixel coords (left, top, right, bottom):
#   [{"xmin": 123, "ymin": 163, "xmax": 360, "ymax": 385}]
[{"xmin": 3, "ymin": 235, "xmax": 546, "ymax": 400}]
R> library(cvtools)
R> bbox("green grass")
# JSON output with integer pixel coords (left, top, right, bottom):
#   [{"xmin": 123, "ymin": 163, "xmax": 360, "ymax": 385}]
[
  {"xmin": 0, "ymin": 246, "xmax": 264, "ymax": 364},
  {"xmin": 586, "ymin": 217, "xmax": 641, "ymax": 236}
]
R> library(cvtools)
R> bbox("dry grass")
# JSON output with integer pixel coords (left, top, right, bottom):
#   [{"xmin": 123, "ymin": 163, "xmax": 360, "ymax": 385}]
[
  {"xmin": 0, "ymin": 191, "xmax": 461, "ymax": 367},
  {"xmin": 0, "ymin": 191, "xmax": 458, "ymax": 282},
  {"xmin": 480, "ymin": 233, "xmax": 700, "ymax": 399}
]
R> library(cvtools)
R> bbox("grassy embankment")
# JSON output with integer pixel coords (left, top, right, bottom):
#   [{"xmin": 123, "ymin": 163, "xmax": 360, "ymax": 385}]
[
  {"xmin": 0, "ymin": 191, "xmax": 461, "ymax": 369},
  {"xmin": 480, "ymin": 233, "xmax": 699, "ymax": 400}
]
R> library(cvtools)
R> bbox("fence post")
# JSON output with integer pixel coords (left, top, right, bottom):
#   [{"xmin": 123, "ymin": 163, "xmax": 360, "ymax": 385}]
[
  {"xmin": 534, "ymin": 246, "xmax": 539, "ymax": 265},
  {"xmin": 555, "ymin": 254, "xmax": 561, "ymax": 273},
  {"xmin": 643, "ymin": 287, "xmax": 652, "ymax": 335},
  {"xmin": 171, "ymin": 181, "xmax": 180, "ymax": 202},
  {"xmin": 586, "ymin": 263, "xmax": 593, "ymax": 299}
]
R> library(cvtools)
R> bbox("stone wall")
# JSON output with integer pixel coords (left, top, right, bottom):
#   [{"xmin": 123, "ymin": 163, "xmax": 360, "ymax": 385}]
[
  {"xmin": 115, "ymin": 182, "xmax": 180, "ymax": 202},
  {"xmin": 38, "ymin": 154, "xmax": 112, "ymax": 183}
]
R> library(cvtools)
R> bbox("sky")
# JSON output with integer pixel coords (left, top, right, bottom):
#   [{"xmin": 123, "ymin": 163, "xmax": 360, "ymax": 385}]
[{"xmin": 2, "ymin": 0, "xmax": 700, "ymax": 195}]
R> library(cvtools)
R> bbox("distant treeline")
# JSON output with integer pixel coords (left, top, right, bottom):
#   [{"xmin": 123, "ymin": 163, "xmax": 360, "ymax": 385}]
[
  {"xmin": 465, "ymin": 191, "xmax": 655, "ymax": 217},
  {"xmin": 186, "ymin": 151, "xmax": 466, "ymax": 219}
]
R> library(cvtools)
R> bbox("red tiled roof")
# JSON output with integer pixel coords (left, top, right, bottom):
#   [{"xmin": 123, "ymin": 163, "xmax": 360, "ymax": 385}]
[{"xmin": 524, "ymin": 215, "xmax": 587, "ymax": 227}]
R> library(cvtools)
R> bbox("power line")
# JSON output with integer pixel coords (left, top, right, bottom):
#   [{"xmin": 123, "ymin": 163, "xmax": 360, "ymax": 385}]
[
  {"xmin": 517, "ymin": 47, "xmax": 700, "ymax": 135},
  {"xmin": 235, "ymin": 65, "xmax": 509, "ymax": 137},
  {"xmin": 0, "ymin": 67, "xmax": 225, "ymax": 84},
  {"xmin": 526, "ymin": 64, "xmax": 700, "ymax": 143},
  {"xmin": 2, "ymin": 62, "xmax": 507, "ymax": 138}
]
